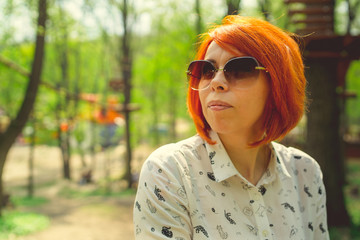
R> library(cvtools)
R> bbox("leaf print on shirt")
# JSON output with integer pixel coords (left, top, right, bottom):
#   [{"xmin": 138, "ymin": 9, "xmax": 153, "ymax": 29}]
[
  {"xmin": 241, "ymin": 182, "xmax": 252, "ymax": 190},
  {"xmin": 207, "ymin": 172, "xmax": 216, "ymax": 181},
  {"xmin": 281, "ymin": 202, "xmax": 295, "ymax": 213},
  {"xmin": 154, "ymin": 185, "xmax": 165, "ymax": 202},
  {"xmin": 209, "ymin": 151, "xmax": 216, "ymax": 164},
  {"xmin": 217, "ymin": 225, "xmax": 228, "ymax": 239},
  {"xmin": 161, "ymin": 226, "xmax": 173, "ymax": 238},
  {"xmin": 224, "ymin": 210, "xmax": 236, "ymax": 224},
  {"xmin": 205, "ymin": 185, "xmax": 216, "ymax": 197},
  {"xmin": 319, "ymin": 223, "xmax": 326, "ymax": 233},
  {"xmin": 146, "ymin": 199, "xmax": 157, "ymax": 213},
  {"xmin": 194, "ymin": 225, "xmax": 209, "ymax": 238},
  {"xmin": 304, "ymin": 185, "xmax": 313, "ymax": 197},
  {"xmin": 258, "ymin": 185, "xmax": 267, "ymax": 195},
  {"xmin": 135, "ymin": 201, "xmax": 141, "ymax": 211},
  {"xmin": 308, "ymin": 222, "xmax": 314, "ymax": 231},
  {"xmin": 318, "ymin": 186, "xmax": 323, "ymax": 195}
]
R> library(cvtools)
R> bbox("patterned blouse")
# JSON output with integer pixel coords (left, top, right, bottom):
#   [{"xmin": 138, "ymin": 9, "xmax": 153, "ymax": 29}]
[{"xmin": 133, "ymin": 131, "xmax": 329, "ymax": 240}]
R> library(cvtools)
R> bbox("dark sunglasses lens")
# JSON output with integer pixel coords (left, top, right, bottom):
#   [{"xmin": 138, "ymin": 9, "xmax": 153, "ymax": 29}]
[
  {"xmin": 187, "ymin": 61, "xmax": 214, "ymax": 80},
  {"xmin": 225, "ymin": 58, "xmax": 259, "ymax": 80}
]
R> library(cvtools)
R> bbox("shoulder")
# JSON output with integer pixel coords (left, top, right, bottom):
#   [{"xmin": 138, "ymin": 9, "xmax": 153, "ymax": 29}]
[
  {"xmin": 272, "ymin": 142, "xmax": 323, "ymax": 179},
  {"xmin": 146, "ymin": 134, "xmax": 205, "ymax": 163},
  {"xmin": 139, "ymin": 135, "xmax": 206, "ymax": 179}
]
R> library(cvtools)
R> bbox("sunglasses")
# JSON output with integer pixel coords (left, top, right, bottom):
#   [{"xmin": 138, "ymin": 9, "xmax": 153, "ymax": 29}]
[{"xmin": 186, "ymin": 56, "xmax": 267, "ymax": 91}]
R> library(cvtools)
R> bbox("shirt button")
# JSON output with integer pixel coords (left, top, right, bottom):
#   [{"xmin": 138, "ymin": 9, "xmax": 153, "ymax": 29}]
[{"xmin": 262, "ymin": 230, "xmax": 269, "ymax": 237}]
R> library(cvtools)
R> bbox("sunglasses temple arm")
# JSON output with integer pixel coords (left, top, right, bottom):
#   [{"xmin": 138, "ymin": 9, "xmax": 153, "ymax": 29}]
[{"xmin": 255, "ymin": 66, "xmax": 268, "ymax": 72}]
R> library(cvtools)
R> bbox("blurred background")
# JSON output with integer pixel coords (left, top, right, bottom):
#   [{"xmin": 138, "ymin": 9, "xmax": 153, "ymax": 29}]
[{"xmin": 0, "ymin": 0, "xmax": 359, "ymax": 239}]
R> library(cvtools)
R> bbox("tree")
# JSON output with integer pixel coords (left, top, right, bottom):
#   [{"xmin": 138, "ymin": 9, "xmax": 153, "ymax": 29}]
[
  {"xmin": 258, "ymin": 0, "xmax": 270, "ymax": 20},
  {"xmin": 226, "ymin": 0, "xmax": 241, "ymax": 15},
  {"xmin": 305, "ymin": 57, "xmax": 351, "ymax": 227},
  {"xmin": 0, "ymin": 0, "xmax": 47, "ymax": 216},
  {"xmin": 298, "ymin": 0, "xmax": 360, "ymax": 227},
  {"xmin": 345, "ymin": 0, "xmax": 360, "ymax": 34},
  {"xmin": 52, "ymin": 3, "xmax": 77, "ymax": 180},
  {"xmin": 195, "ymin": 0, "xmax": 203, "ymax": 35},
  {"xmin": 109, "ymin": 0, "xmax": 135, "ymax": 188}
]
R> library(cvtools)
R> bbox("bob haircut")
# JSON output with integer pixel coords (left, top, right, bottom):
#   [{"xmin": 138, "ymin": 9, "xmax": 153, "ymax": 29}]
[{"xmin": 187, "ymin": 15, "xmax": 306, "ymax": 147}]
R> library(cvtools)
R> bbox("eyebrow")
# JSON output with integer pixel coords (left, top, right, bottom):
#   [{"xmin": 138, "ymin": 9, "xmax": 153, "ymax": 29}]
[
  {"xmin": 204, "ymin": 59, "xmax": 216, "ymax": 64},
  {"xmin": 204, "ymin": 57, "xmax": 239, "ymax": 66}
]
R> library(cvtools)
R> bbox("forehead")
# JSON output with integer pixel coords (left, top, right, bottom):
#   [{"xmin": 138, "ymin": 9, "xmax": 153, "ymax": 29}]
[{"xmin": 204, "ymin": 41, "xmax": 246, "ymax": 60}]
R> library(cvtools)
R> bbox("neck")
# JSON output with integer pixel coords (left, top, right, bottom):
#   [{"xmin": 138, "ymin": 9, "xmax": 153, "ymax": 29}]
[{"xmin": 218, "ymin": 132, "xmax": 270, "ymax": 186}]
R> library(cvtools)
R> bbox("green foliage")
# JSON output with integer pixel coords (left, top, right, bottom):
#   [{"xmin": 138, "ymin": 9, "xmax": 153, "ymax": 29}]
[
  {"xmin": 0, "ymin": 0, "xmax": 359, "ymax": 167},
  {"xmin": 131, "ymin": 1, "xmax": 201, "ymax": 146},
  {"xmin": 346, "ymin": 161, "xmax": 360, "ymax": 226},
  {"xmin": 0, "ymin": 42, "xmax": 34, "ymax": 118},
  {"xmin": 0, "ymin": 211, "xmax": 50, "ymax": 239},
  {"xmin": 12, "ymin": 196, "xmax": 49, "ymax": 207},
  {"xmin": 346, "ymin": 60, "xmax": 360, "ymax": 125},
  {"xmin": 328, "ymin": 161, "xmax": 360, "ymax": 239}
]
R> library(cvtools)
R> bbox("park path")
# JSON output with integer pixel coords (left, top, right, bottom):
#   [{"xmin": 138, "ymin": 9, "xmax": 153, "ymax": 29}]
[
  {"xmin": 3, "ymin": 144, "xmax": 150, "ymax": 240},
  {"xmin": 18, "ymin": 193, "xmax": 135, "ymax": 240}
]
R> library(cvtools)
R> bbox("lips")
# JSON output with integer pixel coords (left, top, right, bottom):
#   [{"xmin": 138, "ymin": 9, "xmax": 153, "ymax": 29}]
[{"xmin": 207, "ymin": 100, "xmax": 232, "ymax": 111}]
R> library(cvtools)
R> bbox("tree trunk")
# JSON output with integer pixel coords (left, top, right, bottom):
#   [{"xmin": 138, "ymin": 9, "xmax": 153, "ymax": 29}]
[
  {"xmin": 0, "ymin": 0, "xmax": 47, "ymax": 216},
  {"xmin": 28, "ymin": 114, "xmax": 36, "ymax": 198},
  {"xmin": 56, "ymin": 12, "xmax": 73, "ymax": 180},
  {"xmin": 258, "ymin": 0, "xmax": 270, "ymax": 20},
  {"xmin": 121, "ymin": 0, "xmax": 133, "ymax": 188},
  {"xmin": 63, "ymin": 131, "xmax": 71, "ymax": 179},
  {"xmin": 195, "ymin": 0, "xmax": 203, "ymax": 35},
  {"xmin": 305, "ymin": 58, "xmax": 351, "ymax": 227},
  {"xmin": 226, "ymin": 0, "xmax": 241, "ymax": 15},
  {"xmin": 169, "ymin": 85, "xmax": 177, "ymax": 142}
]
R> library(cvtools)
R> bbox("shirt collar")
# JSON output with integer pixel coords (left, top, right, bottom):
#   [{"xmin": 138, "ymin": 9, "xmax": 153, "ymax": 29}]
[
  {"xmin": 270, "ymin": 142, "xmax": 292, "ymax": 180},
  {"xmin": 204, "ymin": 131, "xmax": 238, "ymax": 182},
  {"xmin": 203, "ymin": 131, "xmax": 292, "ymax": 184}
]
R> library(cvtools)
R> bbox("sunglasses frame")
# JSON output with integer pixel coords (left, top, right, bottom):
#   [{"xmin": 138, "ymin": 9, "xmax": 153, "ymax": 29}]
[{"xmin": 186, "ymin": 56, "xmax": 267, "ymax": 90}]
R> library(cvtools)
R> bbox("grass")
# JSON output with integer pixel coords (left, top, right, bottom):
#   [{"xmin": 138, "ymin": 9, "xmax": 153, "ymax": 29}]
[
  {"xmin": 0, "ymin": 196, "xmax": 50, "ymax": 239},
  {"xmin": 12, "ymin": 196, "xmax": 49, "ymax": 207},
  {"xmin": 0, "ymin": 211, "xmax": 50, "ymax": 239}
]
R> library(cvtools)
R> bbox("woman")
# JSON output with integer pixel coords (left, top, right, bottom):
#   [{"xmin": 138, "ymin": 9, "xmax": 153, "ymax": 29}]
[{"xmin": 133, "ymin": 15, "xmax": 329, "ymax": 240}]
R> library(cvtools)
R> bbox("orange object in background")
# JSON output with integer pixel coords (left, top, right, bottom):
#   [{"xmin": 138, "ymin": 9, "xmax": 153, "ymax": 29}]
[
  {"xmin": 95, "ymin": 107, "xmax": 123, "ymax": 125},
  {"xmin": 95, "ymin": 97, "xmax": 123, "ymax": 125},
  {"xmin": 60, "ymin": 122, "xmax": 69, "ymax": 132}
]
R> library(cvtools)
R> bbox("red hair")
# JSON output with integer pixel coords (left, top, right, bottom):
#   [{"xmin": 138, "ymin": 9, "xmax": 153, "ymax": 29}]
[{"xmin": 187, "ymin": 15, "xmax": 306, "ymax": 146}]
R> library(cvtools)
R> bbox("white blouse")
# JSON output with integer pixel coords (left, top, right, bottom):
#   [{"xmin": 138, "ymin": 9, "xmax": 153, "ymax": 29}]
[{"xmin": 133, "ymin": 132, "xmax": 329, "ymax": 240}]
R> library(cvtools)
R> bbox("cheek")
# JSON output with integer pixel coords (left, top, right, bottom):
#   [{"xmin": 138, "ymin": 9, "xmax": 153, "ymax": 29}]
[{"xmin": 199, "ymin": 92, "xmax": 206, "ymax": 111}]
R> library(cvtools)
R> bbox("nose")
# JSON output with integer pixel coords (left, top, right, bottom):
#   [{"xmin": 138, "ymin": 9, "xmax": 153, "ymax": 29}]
[{"xmin": 210, "ymin": 71, "xmax": 229, "ymax": 92}]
